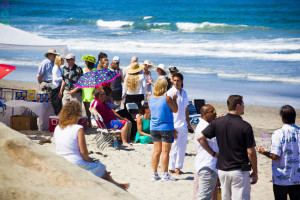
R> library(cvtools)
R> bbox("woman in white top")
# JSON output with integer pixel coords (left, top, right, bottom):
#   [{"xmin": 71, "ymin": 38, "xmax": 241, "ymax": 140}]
[
  {"xmin": 51, "ymin": 55, "xmax": 64, "ymax": 115},
  {"xmin": 52, "ymin": 55, "xmax": 64, "ymax": 88},
  {"xmin": 122, "ymin": 62, "xmax": 146, "ymax": 108},
  {"xmin": 54, "ymin": 101, "xmax": 129, "ymax": 190},
  {"xmin": 143, "ymin": 60, "xmax": 154, "ymax": 101}
]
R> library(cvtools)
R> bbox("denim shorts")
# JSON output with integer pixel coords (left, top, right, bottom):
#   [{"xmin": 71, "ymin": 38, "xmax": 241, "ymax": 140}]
[{"xmin": 150, "ymin": 130, "xmax": 174, "ymax": 143}]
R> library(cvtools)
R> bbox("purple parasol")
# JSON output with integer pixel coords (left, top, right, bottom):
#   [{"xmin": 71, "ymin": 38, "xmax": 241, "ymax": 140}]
[{"xmin": 75, "ymin": 68, "xmax": 120, "ymax": 88}]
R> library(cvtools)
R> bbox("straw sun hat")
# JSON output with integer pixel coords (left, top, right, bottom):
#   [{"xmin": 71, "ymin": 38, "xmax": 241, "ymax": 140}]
[
  {"xmin": 143, "ymin": 60, "xmax": 153, "ymax": 67},
  {"xmin": 127, "ymin": 62, "xmax": 144, "ymax": 74},
  {"xmin": 81, "ymin": 55, "xmax": 97, "ymax": 64},
  {"xmin": 44, "ymin": 49, "xmax": 59, "ymax": 57}
]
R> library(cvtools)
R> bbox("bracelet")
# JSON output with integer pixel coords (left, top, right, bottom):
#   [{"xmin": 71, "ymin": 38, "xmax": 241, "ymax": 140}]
[{"xmin": 212, "ymin": 152, "xmax": 216, "ymax": 157}]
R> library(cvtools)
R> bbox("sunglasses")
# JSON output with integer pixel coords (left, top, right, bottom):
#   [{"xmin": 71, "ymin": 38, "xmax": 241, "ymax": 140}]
[
  {"xmin": 66, "ymin": 58, "xmax": 73, "ymax": 61},
  {"xmin": 206, "ymin": 109, "xmax": 216, "ymax": 114}
]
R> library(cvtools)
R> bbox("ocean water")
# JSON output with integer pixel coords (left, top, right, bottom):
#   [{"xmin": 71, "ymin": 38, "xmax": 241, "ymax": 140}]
[{"xmin": 1, "ymin": 0, "xmax": 300, "ymax": 108}]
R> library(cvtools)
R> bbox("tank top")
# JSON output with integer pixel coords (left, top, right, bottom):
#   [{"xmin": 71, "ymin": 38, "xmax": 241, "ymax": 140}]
[
  {"xmin": 111, "ymin": 69, "xmax": 122, "ymax": 90},
  {"xmin": 149, "ymin": 95, "xmax": 174, "ymax": 131},
  {"xmin": 54, "ymin": 124, "xmax": 84, "ymax": 165},
  {"xmin": 82, "ymin": 67, "xmax": 95, "ymax": 102}
]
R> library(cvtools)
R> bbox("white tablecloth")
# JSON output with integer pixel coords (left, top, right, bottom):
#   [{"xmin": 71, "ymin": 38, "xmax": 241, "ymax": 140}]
[{"xmin": 4, "ymin": 100, "xmax": 55, "ymax": 131}]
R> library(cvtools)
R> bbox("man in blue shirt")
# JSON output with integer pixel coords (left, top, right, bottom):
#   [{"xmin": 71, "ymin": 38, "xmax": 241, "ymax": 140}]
[
  {"xmin": 37, "ymin": 49, "xmax": 58, "ymax": 84},
  {"xmin": 258, "ymin": 105, "xmax": 300, "ymax": 200}
]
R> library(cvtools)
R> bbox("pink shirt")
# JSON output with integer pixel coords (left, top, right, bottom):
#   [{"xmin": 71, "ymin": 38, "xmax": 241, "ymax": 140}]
[{"xmin": 91, "ymin": 99, "xmax": 116, "ymax": 125}]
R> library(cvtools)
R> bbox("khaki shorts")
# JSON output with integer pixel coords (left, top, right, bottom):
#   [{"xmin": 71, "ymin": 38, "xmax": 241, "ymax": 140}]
[{"xmin": 62, "ymin": 90, "xmax": 82, "ymax": 105}]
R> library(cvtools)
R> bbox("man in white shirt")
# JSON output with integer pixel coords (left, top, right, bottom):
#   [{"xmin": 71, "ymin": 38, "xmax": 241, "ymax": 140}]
[
  {"xmin": 195, "ymin": 104, "xmax": 218, "ymax": 200},
  {"xmin": 167, "ymin": 73, "xmax": 193, "ymax": 175},
  {"xmin": 122, "ymin": 56, "xmax": 138, "ymax": 79}
]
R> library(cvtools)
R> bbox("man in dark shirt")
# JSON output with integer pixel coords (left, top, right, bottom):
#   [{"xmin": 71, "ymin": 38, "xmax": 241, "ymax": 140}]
[
  {"xmin": 59, "ymin": 54, "xmax": 83, "ymax": 105},
  {"xmin": 198, "ymin": 95, "xmax": 258, "ymax": 200}
]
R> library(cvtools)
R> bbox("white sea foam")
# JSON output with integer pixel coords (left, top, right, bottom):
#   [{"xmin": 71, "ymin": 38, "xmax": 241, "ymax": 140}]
[
  {"xmin": 217, "ymin": 73, "xmax": 247, "ymax": 78},
  {"xmin": 152, "ymin": 23, "xmax": 170, "ymax": 26},
  {"xmin": 143, "ymin": 16, "xmax": 153, "ymax": 20},
  {"xmin": 247, "ymin": 75, "xmax": 300, "ymax": 84},
  {"xmin": 66, "ymin": 38, "xmax": 300, "ymax": 62},
  {"xmin": 0, "ymin": 59, "xmax": 40, "ymax": 67},
  {"xmin": 176, "ymin": 22, "xmax": 251, "ymax": 32},
  {"xmin": 96, "ymin": 19, "xmax": 134, "ymax": 28}
]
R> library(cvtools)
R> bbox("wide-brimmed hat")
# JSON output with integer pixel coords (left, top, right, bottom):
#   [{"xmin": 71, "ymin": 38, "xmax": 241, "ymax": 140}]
[
  {"xmin": 156, "ymin": 64, "xmax": 167, "ymax": 73},
  {"xmin": 169, "ymin": 66, "xmax": 179, "ymax": 72},
  {"xmin": 44, "ymin": 49, "xmax": 59, "ymax": 57},
  {"xmin": 81, "ymin": 55, "xmax": 96, "ymax": 63},
  {"xmin": 143, "ymin": 60, "xmax": 153, "ymax": 67},
  {"xmin": 127, "ymin": 62, "xmax": 144, "ymax": 74}
]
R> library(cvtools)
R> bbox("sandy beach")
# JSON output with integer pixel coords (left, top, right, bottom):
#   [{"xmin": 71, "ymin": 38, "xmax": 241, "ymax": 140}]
[{"xmin": 1, "ymin": 80, "xmax": 300, "ymax": 200}]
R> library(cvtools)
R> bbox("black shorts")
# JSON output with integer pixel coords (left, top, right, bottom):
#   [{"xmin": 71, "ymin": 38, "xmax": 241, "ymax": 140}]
[
  {"xmin": 125, "ymin": 94, "xmax": 144, "ymax": 108},
  {"xmin": 111, "ymin": 89, "xmax": 122, "ymax": 101},
  {"xmin": 150, "ymin": 130, "xmax": 174, "ymax": 143}
]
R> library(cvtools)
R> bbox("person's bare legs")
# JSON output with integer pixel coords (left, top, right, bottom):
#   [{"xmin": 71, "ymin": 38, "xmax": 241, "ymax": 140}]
[
  {"xmin": 102, "ymin": 170, "xmax": 130, "ymax": 190},
  {"xmin": 152, "ymin": 141, "xmax": 162, "ymax": 173},
  {"xmin": 161, "ymin": 142, "xmax": 172, "ymax": 173},
  {"xmin": 121, "ymin": 121, "xmax": 130, "ymax": 146},
  {"xmin": 126, "ymin": 121, "xmax": 132, "ymax": 142},
  {"xmin": 83, "ymin": 102, "xmax": 91, "ymax": 128}
]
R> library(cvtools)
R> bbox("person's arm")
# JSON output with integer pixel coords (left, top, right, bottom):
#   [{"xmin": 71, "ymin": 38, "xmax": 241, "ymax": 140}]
[
  {"xmin": 185, "ymin": 107, "xmax": 193, "ymax": 131},
  {"xmin": 70, "ymin": 87, "xmax": 80, "ymax": 96},
  {"xmin": 37, "ymin": 61, "xmax": 44, "ymax": 84},
  {"xmin": 77, "ymin": 128, "xmax": 93, "ymax": 162},
  {"xmin": 137, "ymin": 116, "xmax": 151, "ymax": 137},
  {"xmin": 120, "ymin": 70, "xmax": 124, "ymax": 83},
  {"xmin": 112, "ymin": 109, "xmax": 127, "ymax": 121},
  {"xmin": 247, "ymin": 147, "xmax": 258, "ymax": 184},
  {"xmin": 258, "ymin": 146, "xmax": 280, "ymax": 160},
  {"xmin": 166, "ymin": 95, "xmax": 178, "ymax": 113},
  {"xmin": 58, "ymin": 80, "xmax": 65, "ymax": 99},
  {"xmin": 37, "ymin": 74, "xmax": 42, "ymax": 84},
  {"xmin": 197, "ymin": 133, "xmax": 218, "ymax": 158},
  {"xmin": 122, "ymin": 76, "xmax": 127, "ymax": 99}
]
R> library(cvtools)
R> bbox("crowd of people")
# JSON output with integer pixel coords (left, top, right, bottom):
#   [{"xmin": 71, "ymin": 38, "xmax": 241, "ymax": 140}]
[{"xmin": 37, "ymin": 49, "xmax": 299, "ymax": 199}]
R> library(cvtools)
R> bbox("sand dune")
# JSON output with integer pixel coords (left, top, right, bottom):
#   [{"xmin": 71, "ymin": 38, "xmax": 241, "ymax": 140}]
[{"xmin": 0, "ymin": 123, "xmax": 136, "ymax": 200}]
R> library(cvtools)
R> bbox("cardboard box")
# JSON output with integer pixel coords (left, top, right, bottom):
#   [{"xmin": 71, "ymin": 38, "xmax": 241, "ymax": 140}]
[
  {"xmin": 36, "ymin": 93, "xmax": 50, "ymax": 103},
  {"xmin": 49, "ymin": 116, "xmax": 88, "ymax": 132},
  {"xmin": 27, "ymin": 89, "xmax": 36, "ymax": 100},
  {"xmin": 10, "ymin": 115, "xmax": 38, "ymax": 131},
  {"xmin": 15, "ymin": 91, "xmax": 27, "ymax": 100}
]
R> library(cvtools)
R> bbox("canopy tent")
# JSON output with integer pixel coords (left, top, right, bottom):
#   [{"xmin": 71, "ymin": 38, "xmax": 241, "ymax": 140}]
[
  {"xmin": 0, "ymin": 23, "xmax": 68, "ymax": 56},
  {"xmin": 0, "ymin": 64, "xmax": 15, "ymax": 79}
]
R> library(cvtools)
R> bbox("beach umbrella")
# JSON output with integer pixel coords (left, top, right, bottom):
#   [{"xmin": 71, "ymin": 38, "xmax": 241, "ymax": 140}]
[
  {"xmin": 0, "ymin": 64, "xmax": 16, "ymax": 79},
  {"xmin": 75, "ymin": 68, "xmax": 120, "ymax": 88}
]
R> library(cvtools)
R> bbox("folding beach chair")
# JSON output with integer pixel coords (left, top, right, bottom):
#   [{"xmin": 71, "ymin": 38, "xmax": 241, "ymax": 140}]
[
  {"xmin": 188, "ymin": 100, "xmax": 201, "ymax": 125},
  {"xmin": 92, "ymin": 113, "xmax": 121, "ymax": 150}
]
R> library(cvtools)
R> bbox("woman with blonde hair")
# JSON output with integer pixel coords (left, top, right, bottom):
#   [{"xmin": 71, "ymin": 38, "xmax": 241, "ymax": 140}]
[
  {"xmin": 54, "ymin": 101, "xmax": 129, "ymax": 190},
  {"xmin": 51, "ymin": 55, "xmax": 64, "ymax": 115},
  {"xmin": 109, "ymin": 56, "xmax": 124, "ymax": 106},
  {"xmin": 122, "ymin": 62, "xmax": 146, "ymax": 108},
  {"xmin": 149, "ymin": 79, "xmax": 178, "ymax": 182}
]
